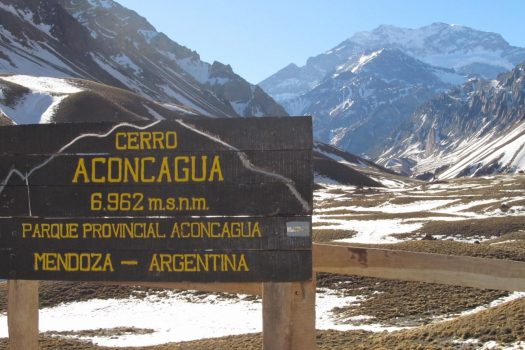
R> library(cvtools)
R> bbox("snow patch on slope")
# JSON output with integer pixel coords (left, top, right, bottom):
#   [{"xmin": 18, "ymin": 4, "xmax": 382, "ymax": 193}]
[
  {"xmin": 175, "ymin": 57, "xmax": 210, "ymax": 84},
  {"xmin": 87, "ymin": 0, "xmax": 115, "ymax": 10},
  {"xmin": 1, "ymin": 75, "xmax": 82, "ymax": 94},
  {"xmin": 111, "ymin": 54, "xmax": 143, "ymax": 75},
  {"xmin": 138, "ymin": 29, "xmax": 158, "ymax": 43},
  {"xmin": 350, "ymin": 49, "xmax": 384, "ymax": 73},
  {"xmin": 0, "ymin": 75, "xmax": 83, "ymax": 124},
  {"xmin": 0, "ymin": 3, "xmax": 54, "ymax": 38},
  {"xmin": 0, "ymin": 92, "xmax": 54, "ymax": 124}
]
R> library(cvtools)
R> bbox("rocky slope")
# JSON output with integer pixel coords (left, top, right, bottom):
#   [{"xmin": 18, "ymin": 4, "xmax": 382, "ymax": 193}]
[
  {"xmin": 378, "ymin": 62, "xmax": 525, "ymax": 179},
  {"xmin": 0, "ymin": 0, "xmax": 286, "ymax": 118}
]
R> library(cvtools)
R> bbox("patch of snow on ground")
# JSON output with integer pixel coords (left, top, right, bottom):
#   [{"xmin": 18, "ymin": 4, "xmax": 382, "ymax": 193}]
[
  {"xmin": 315, "ymin": 218, "xmax": 422, "ymax": 243},
  {"xmin": 314, "ymin": 199, "xmax": 456, "ymax": 214},
  {"xmin": 316, "ymin": 288, "xmax": 407, "ymax": 332},
  {"xmin": 314, "ymin": 192, "xmax": 344, "ymax": 202},
  {"xmin": 0, "ymin": 289, "xmax": 407, "ymax": 346},
  {"xmin": 1, "ymin": 293, "xmax": 261, "ymax": 347},
  {"xmin": 434, "ymin": 199, "xmax": 500, "ymax": 216},
  {"xmin": 374, "ymin": 199, "xmax": 456, "ymax": 213},
  {"xmin": 373, "ymin": 178, "xmax": 409, "ymax": 189},
  {"xmin": 459, "ymin": 292, "xmax": 525, "ymax": 318},
  {"xmin": 484, "ymin": 205, "xmax": 525, "ymax": 217}
]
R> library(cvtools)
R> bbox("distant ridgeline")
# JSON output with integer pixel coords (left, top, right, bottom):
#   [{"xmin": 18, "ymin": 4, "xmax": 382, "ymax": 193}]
[{"xmin": 0, "ymin": 117, "xmax": 313, "ymax": 283}]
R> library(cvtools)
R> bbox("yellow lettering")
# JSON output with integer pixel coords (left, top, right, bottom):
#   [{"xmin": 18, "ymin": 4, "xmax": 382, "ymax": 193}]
[
  {"xmin": 123, "ymin": 158, "xmax": 140, "ymax": 182},
  {"xmin": 174, "ymin": 156, "xmax": 189, "ymax": 182},
  {"xmin": 140, "ymin": 132, "xmax": 152, "ymax": 150},
  {"xmin": 209, "ymin": 156, "xmax": 224, "ymax": 181},
  {"xmin": 22, "ymin": 223, "xmax": 32, "ymax": 238},
  {"xmin": 107, "ymin": 157, "xmax": 123, "ymax": 183},
  {"xmin": 157, "ymin": 157, "xmax": 172, "ymax": 182},
  {"xmin": 238, "ymin": 254, "xmax": 249, "ymax": 271},
  {"xmin": 140, "ymin": 157, "xmax": 155, "ymax": 183},
  {"xmin": 152, "ymin": 132, "xmax": 164, "ymax": 149},
  {"xmin": 103, "ymin": 254, "xmax": 114, "ymax": 272},
  {"xmin": 166, "ymin": 131, "xmax": 177, "ymax": 149},
  {"xmin": 253, "ymin": 222, "xmax": 261, "ymax": 237},
  {"xmin": 72, "ymin": 158, "xmax": 89, "ymax": 183},
  {"xmin": 161, "ymin": 254, "xmax": 173, "ymax": 271},
  {"xmin": 127, "ymin": 132, "xmax": 139, "ymax": 150},
  {"xmin": 33, "ymin": 252, "xmax": 113, "ymax": 272},
  {"xmin": 115, "ymin": 132, "xmax": 126, "ymax": 150},
  {"xmin": 34, "ymin": 253, "xmax": 45, "ymax": 271},
  {"xmin": 191, "ymin": 156, "xmax": 207, "ymax": 182},
  {"xmin": 149, "ymin": 254, "xmax": 160, "ymax": 271},
  {"xmin": 92, "ymin": 157, "xmax": 107, "ymax": 183}
]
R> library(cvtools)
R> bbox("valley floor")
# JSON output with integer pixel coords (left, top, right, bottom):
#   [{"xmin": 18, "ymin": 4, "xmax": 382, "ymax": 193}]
[{"xmin": 1, "ymin": 174, "xmax": 525, "ymax": 349}]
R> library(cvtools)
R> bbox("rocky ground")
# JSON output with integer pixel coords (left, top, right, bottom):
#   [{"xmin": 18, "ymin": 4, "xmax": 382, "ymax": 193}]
[{"xmin": 1, "ymin": 174, "xmax": 525, "ymax": 349}]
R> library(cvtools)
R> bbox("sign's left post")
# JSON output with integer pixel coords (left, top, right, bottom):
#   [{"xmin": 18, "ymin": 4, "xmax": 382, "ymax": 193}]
[{"xmin": 7, "ymin": 280, "xmax": 39, "ymax": 350}]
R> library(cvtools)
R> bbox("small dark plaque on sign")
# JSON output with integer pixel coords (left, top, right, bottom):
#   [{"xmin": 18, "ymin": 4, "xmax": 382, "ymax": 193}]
[{"xmin": 0, "ymin": 117, "xmax": 312, "ymax": 283}]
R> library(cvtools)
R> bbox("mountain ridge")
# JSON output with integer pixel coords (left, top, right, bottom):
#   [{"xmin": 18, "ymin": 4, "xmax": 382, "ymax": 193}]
[
  {"xmin": 260, "ymin": 22, "xmax": 525, "ymax": 103},
  {"xmin": 0, "ymin": 0, "xmax": 286, "ymax": 119}
]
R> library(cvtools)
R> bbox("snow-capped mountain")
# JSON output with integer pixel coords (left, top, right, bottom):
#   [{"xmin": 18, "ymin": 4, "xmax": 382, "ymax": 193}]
[
  {"xmin": 259, "ymin": 22, "xmax": 525, "ymax": 164},
  {"xmin": 0, "ymin": 0, "xmax": 286, "ymax": 119},
  {"xmin": 348, "ymin": 23, "xmax": 524, "ymax": 78},
  {"xmin": 260, "ymin": 23, "xmax": 525, "ymax": 105},
  {"xmin": 378, "ymin": 62, "xmax": 525, "ymax": 179},
  {"xmin": 289, "ymin": 48, "xmax": 465, "ymax": 158}
]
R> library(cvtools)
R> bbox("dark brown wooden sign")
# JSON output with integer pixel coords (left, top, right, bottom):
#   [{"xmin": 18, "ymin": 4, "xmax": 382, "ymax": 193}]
[{"xmin": 0, "ymin": 117, "xmax": 313, "ymax": 282}]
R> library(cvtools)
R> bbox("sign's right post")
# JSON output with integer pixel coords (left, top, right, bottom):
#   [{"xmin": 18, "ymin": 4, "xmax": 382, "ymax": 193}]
[{"xmin": 263, "ymin": 279, "xmax": 316, "ymax": 350}]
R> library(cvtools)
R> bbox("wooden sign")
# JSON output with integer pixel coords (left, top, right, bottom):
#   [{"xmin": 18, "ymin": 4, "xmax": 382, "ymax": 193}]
[{"xmin": 0, "ymin": 117, "xmax": 313, "ymax": 282}]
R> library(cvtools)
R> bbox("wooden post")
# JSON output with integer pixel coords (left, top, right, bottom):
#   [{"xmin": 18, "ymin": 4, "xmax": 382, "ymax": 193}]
[
  {"xmin": 263, "ymin": 279, "xmax": 316, "ymax": 350},
  {"xmin": 7, "ymin": 280, "xmax": 39, "ymax": 350}
]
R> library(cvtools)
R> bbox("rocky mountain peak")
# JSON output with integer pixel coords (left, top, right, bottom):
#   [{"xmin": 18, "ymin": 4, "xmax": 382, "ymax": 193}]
[
  {"xmin": 350, "ymin": 22, "xmax": 510, "ymax": 53},
  {"xmin": 261, "ymin": 22, "xmax": 525, "ymax": 112}
]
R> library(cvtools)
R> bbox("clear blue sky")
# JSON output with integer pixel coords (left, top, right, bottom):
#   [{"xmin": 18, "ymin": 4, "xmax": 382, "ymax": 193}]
[{"xmin": 117, "ymin": 0, "xmax": 525, "ymax": 84}]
